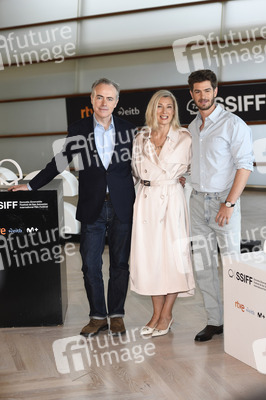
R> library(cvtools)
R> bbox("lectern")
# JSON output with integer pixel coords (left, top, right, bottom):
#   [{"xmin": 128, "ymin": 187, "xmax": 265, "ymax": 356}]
[
  {"xmin": 223, "ymin": 251, "xmax": 266, "ymax": 373},
  {"xmin": 0, "ymin": 180, "xmax": 68, "ymax": 327}
]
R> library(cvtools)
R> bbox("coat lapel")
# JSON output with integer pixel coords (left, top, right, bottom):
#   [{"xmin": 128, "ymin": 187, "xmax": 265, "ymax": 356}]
[
  {"xmin": 141, "ymin": 127, "xmax": 178, "ymax": 170},
  {"xmin": 141, "ymin": 128, "xmax": 160, "ymax": 168},
  {"xmin": 160, "ymin": 127, "xmax": 179, "ymax": 159}
]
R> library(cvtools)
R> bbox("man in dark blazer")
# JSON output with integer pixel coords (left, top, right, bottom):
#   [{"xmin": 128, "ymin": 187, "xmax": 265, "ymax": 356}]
[{"xmin": 10, "ymin": 78, "xmax": 136, "ymax": 336}]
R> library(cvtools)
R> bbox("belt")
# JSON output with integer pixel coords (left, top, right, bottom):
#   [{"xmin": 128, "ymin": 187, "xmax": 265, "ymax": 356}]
[
  {"xmin": 140, "ymin": 179, "xmax": 179, "ymax": 187},
  {"xmin": 104, "ymin": 193, "xmax": 111, "ymax": 201},
  {"xmin": 192, "ymin": 188, "xmax": 230, "ymax": 197}
]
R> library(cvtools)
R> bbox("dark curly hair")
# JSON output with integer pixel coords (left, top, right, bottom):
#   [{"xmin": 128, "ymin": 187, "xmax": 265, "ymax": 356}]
[{"xmin": 188, "ymin": 69, "xmax": 218, "ymax": 91}]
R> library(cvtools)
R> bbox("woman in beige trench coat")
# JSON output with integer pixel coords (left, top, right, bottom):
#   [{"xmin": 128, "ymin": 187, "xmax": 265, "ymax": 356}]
[{"xmin": 130, "ymin": 90, "xmax": 195, "ymax": 337}]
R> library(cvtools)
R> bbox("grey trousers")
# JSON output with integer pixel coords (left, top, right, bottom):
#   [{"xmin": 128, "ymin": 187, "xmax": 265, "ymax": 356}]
[{"xmin": 190, "ymin": 189, "xmax": 241, "ymax": 326}]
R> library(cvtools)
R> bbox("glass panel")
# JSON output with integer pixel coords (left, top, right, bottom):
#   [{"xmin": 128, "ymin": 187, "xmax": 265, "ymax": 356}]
[
  {"xmin": 0, "ymin": 135, "xmax": 63, "ymax": 174},
  {"xmin": 1, "ymin": 125, "xmax": 264, "ymax": 185},
  {"xmin": 220, "ymin": 40, "xmax": 266, "ymax": 81},
  {"xmin": 247, "ymin": 124, "xmax": 266, "ymax": 186},
  {"xmin": 0, "ymin": 0, "xmax": 78, "ymax": 28},
  {"xmin": 78, "ymin": 4, "xmax": 222, "ymax": 54},
  {"xmin": 0, "ymin": 60, "xmax": 78, "ymax": 100},
  {"xmin": 81, "ymin": 0, "xmax": 211, "ymax": 16},
  {"xmin": 77, "ymin": 49, "xmax": 187, "ymax": 92},
  {"xmin": 0, "ymin": 99, "xmax": 67, "ymax": 135},
  {"xmin": 224, "ymin": 0, "xmax": 266, "ymax": 32}
]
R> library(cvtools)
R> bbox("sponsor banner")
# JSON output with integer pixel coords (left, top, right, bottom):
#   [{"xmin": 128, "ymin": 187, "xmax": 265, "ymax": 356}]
[
  {"xmin": 0, "ymin": 199, "xmax": 49, "ymax": 211},
  {"xmin": 223, "ymin": 252, "xmax": 266, "ymax": 372},
  {"xmin": 0, "ymin": 190, "xmax": 59, "ymax": 270},
  {"xmin": 65, "ymin": 82, "xmax": 266, "ymax": 127},
  {"xmin": 0, "ymin": 182, "xmax": 68, "ymax": 327}
]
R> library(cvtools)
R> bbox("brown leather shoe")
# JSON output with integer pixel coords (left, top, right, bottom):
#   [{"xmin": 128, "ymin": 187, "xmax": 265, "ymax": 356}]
[
  {"xmin": 80, "ymin": 318, "xmax": 108, "ymax": 337},
  {"xmin": 109, "ymin": 317, "xmax": 126, "ymax": 336}
]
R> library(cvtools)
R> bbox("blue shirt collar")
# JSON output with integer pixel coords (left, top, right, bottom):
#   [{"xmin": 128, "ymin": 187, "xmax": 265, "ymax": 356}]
[{"xmin": 93, "ymin": 114, "xmax": 114, "ymax": 130}]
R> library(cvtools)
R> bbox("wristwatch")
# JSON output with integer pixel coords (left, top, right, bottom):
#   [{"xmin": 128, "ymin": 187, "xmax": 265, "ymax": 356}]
[{"xmin": 225, "ymin": 200, "xmax": 235, "ymax": 208}]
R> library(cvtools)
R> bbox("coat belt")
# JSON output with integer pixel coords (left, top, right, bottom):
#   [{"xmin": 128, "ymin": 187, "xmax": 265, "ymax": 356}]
[{"xmin": 140, "ymin": 179, "xmax": 179, "ymax": 187}]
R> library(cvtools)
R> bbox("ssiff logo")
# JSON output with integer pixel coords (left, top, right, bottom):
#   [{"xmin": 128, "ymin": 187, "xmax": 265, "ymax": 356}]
[
  {"xmin": 0, "ymin": 201, "xmax": 18, "ymax": 210},
  {"xmin": 53, "ymin": 336, "xmax": 91, "ymax": 374}
]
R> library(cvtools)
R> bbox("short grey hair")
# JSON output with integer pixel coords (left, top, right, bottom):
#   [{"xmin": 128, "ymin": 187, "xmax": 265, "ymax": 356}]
[{"xmin": 91, "ymin": 78, "xmax": 120, "ymax": 100}]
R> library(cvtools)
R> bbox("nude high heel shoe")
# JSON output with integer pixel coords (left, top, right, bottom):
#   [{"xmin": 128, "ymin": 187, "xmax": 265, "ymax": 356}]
[
  {"xmin": 140, "ymin": 324, "xmax": 157, "ymax": 335},
  {"xmin": 151, "ymin": 318, "xmax": 173, "ymax": 337}
]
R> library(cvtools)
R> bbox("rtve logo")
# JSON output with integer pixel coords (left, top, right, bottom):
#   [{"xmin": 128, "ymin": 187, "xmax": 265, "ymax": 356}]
[
  {"xmin": 0, "ymin": 201, "xmax": 18, "ymax": 210},
  {"xmin": 235, "ymin": 272, "xmax": 253, "ymax": 285},
  {"xmin": 80, "ymin": 106, "xmax": 93, "ymax": 119},
  {"xmin": 235, "ymin": 300, "xmax": 245, "ymax": 312}
]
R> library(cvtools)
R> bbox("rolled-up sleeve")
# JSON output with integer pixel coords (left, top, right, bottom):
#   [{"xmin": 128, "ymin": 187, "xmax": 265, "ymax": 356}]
[{"xmin": 231, "ymin": 119, "xmax": 254, "ymax": 171}]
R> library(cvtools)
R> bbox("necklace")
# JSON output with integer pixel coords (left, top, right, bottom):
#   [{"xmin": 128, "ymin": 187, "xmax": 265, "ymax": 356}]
[{"xmin": 152, "ymin": 136, "xmax": 167, "ymax": 151}]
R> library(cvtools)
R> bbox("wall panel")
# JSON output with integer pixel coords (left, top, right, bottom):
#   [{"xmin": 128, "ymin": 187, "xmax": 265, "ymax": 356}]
[
  {"xmin": 224, "ymin": 0, "xmax": 266, "ymax": 32},
  {"xmin": 77, "ymin": 49, "xmax": 185, "ymax": 92},
  {"xmin": 0, "ymin": 135, "xmax": 63, "ymax": 173},
  {"xmin": 0, "ymin": 0, "xmax": 78, "ymax": 28},
  {"xmin": 80, "ymin": 0, "xmax": 207, "ymax": 16},
  {"xmin": 0, "ymin": 99, "xmax": 67, "ymax": 135},
  {"xmin": 78, "ymin": 4, "xmax": 222, "ymax": 55},
  {"xmin": 0, "ymin": 60, "xmax": 78, "ymax": 100}
]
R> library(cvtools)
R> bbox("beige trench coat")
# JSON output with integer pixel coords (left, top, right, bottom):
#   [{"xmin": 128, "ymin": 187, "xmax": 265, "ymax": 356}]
[{"xmin": 130, "ymin": 127, "xmax": 195, "ymax": 296}]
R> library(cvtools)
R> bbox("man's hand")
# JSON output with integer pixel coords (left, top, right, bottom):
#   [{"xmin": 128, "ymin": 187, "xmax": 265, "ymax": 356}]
[
  {"xmin": 8, "ymin": 184, "xmax": 29, "ymax": 192},
  {"xmin": 179, "ymin": 176, "xmax": 186, "ymax": 188},
  {"xmin": 215, "ymin": 203, "xmax": 234, "ymax": 227}
]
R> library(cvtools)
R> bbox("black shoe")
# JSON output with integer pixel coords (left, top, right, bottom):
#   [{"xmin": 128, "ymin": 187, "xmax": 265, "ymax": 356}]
[{"xmin": 195, "ymin": 325, "xmax": 223, "ymax": 342}]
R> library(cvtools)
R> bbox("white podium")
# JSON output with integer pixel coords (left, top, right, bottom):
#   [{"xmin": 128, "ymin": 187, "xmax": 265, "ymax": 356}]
[{"xmin": 223, "ymin": 251, "xmax": 266, "ymax": 374}]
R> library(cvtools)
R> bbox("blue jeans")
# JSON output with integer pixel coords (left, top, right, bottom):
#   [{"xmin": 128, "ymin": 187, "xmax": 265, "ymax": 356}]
[
  {"xmin": 190, "ymin": 189, "xmax": 241, "ymax": 326},
  {"xmin": 80, "ymin": 200, "xmax": 132, "ymax": 319}
]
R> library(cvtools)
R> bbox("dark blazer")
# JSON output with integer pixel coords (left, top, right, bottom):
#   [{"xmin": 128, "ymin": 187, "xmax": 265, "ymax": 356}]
[{"xmin": 29, "ymin": 115, "xmax": 136, "ymax": 224}]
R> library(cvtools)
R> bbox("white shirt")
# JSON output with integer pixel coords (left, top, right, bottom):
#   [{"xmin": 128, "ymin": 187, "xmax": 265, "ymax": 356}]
[{"xmin": 189, "ymin": 104, "xmax": 254, "ymax": 192}]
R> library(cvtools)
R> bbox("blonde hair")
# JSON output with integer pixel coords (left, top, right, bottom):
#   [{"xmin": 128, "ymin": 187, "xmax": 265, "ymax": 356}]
[{"xmin": 145, "ymin": 90, "xmax": 181, "ymax": 131}]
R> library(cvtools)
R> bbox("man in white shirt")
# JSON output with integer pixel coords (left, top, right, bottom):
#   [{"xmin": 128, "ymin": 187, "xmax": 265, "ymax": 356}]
[{"xmin": 188, "ymin": 69, "xmax": 254, "ymax": 342}]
